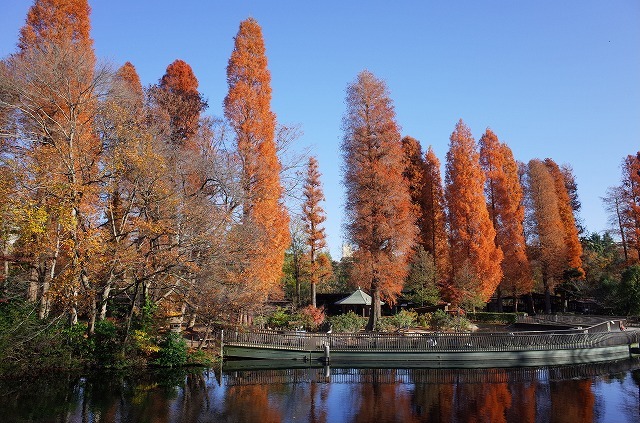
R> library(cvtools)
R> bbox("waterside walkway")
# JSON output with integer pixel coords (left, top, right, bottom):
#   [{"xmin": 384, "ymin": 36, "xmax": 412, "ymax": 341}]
[{"xmin": 221, "ymin": 316, "xmax": 640, "ymax": 367}]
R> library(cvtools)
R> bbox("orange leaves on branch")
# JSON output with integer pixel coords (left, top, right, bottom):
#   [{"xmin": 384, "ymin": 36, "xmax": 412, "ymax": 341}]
[
  {"xmin": 157, "ymin": 59, "xmax": 207, "ymax": 147},
  {"xmin": 422, "ymin": 147, "xmax": 451, "ymax": 291},
  {"xmin": 526, "ymin": 159, "xmax": 567, "ymax": 306},
  {"xmin": 445, "ymin": 120, "xmax": 502, "ymax": 305},
  {"xmin": 19, "ymin": 0, "xmax": 93, "ymax": 51},
  {"xmin": 342, "ymin": 70, "xmax": 417, "ymax": 328},
  {"xmin": 224, "ymin": 18, "xmax": 290, "ymax": 302},
  {"xmin": 544, "ymin": 159, "xmax": 584, "ymax": 278},
  {"xmin": 619, "ymin": 153, "xmax": 640, "ymax": 262},
  {"xmin": 302, "ymin": 156, "xmax": 328, "ymax": 307},
  {"xmin": 479, "ymin": 129, "xmax": 532, "ymax": 297}
]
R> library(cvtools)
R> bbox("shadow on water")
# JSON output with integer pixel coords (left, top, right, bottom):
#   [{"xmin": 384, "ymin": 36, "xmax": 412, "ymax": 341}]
[{"xmin": 2, "ymin": 359, "xmax": 640, "ymax": 422}]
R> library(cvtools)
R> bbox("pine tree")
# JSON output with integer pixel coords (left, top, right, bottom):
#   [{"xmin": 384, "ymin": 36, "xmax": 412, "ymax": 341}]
[
  {"xmin": 342, "ymin": 70, "xmax": 417, "ymax": 330},
  {"xmin": 445, "ymin": 120, "xmax": 502, "ymax": 307},
  {"xmin": 302, "ymin": 156, "xmax": 327, "ymax": 307},
  {"xmin": 224, "ymin": 18, "xmax": 290, "ymax": 304}
]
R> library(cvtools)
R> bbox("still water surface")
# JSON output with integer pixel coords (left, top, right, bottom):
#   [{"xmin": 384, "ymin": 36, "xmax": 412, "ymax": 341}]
[{"xmin": 2, "ymin": 359, "xmax": 640, "ymax": 423}]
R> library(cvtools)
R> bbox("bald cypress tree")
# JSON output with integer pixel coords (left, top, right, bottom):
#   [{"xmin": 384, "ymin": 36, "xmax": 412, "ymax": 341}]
[
  {"xmin": 157, "ymin": 59, "xmax": 206, "ymax": 148},
  {"xmin": 224, "ymin": 18, "xmax": 290, "ymax": 307},
  {"xmin": 342, "ymin": 70, "xmax": 417, "ymax": 330},
  {"xmin": 526, "ymin": 159, "xmax": 567, "ymax": 313},
  {"xmin": 445, "ymin": 120, "xmax": 503, "ymax": 307},
  {"xmin": 302, "ymin": 157, "xmax": 327, "ymax": 307},
  {"xmin": 479, "ymin": 129, "xmax": 532, "ymax": 311}
]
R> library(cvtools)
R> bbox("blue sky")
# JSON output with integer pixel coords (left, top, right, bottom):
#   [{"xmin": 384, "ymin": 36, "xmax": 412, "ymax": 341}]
[{"xmin": 2, "ymin": 1, "xmax": 639, "ymax": 259}]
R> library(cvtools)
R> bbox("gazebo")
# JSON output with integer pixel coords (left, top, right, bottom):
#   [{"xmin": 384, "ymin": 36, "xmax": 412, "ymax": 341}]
[{"xmin": 335, "ymin": 287, "xmax": 383, "ymax": 317}]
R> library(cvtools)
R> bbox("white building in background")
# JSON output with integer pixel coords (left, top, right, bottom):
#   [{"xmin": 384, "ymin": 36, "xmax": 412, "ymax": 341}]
[{"xmin": 341, "ymin": 243, "xmax": 354, "ymax": 259}]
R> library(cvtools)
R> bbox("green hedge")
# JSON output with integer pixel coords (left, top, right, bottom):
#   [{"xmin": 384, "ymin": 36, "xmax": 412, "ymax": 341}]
[{"xmin": 466, "ymin": 312, "xmax": 526, "ymax": 324}]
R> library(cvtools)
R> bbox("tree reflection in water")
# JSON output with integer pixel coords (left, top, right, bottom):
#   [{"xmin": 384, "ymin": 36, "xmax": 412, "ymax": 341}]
[{"xmin": 1, "ymin": 360, "xmax": 639, "ymax": 422}]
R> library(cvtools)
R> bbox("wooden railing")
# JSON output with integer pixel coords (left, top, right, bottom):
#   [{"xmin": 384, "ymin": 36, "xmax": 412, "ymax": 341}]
[
  {"xmin": 224, "ymin": 326, "xmax": 634, "ymax": 353},
  {"xmin": 516, "ymin": 315, "xmax": 627, "ymax": 331}
]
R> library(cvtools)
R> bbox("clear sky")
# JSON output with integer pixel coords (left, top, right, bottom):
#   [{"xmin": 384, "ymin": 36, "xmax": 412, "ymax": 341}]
[{"xmin": 2, "ymin": 1, "xmax": 639, "ymax": 259}]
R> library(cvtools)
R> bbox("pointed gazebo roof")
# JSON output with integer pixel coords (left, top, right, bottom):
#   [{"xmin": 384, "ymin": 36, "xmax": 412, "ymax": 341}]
[{"xmin": 335, "ymin": 288, "xmax": 382, "ymax": 306}]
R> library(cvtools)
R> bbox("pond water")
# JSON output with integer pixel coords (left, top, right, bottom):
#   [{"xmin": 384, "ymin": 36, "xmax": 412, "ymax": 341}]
[{"xmin": 2, "ymin": 359, "xmax": 640, "ymax": 423}]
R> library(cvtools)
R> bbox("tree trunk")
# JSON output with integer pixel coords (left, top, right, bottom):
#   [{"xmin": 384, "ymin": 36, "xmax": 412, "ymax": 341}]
[
  {"xmin": 496, "ymin": 286, "xmax": 503, "ymax": 312},
  {"xmin": 525, "ymin": 292, "xmax": 535, "ymax": 315},
  {"xmin": 614, "ymin": 197, "xmax": 629, "ymax": 263},
  {"xmin": 39, "ymin": 228, "xmax": 60, "ymax": 319},
  {"xmin": 99, "ymin": 282, "xmax": 112, "ymax": 321},
  {"xmin": 2, "ymin": 243, "xmax": 9, "ymax": 297},
  {"xmin": 512, "ymin": 287, "xmax": 518, "ymax": 313},
  {"xmin": 544, "ymin": 284, "xmax": 552, "ymax": 314},
  {"xmin": 122, "ymin": 279, "xmax": 140, "ymax": 354},
  {"xmin": 28, "ymin": 266, "xmax": 39, "ymax": 302},
  {"xmin": 366, "ymin": 286, "xmax": 381, "ymax": 331},
  {"xmin": 187, "ymin": 305, "xmax": 198, "ymax": 328},
  {"xmin": 311, "ymin": 282, "xmax": 317, "ymax": 308}
]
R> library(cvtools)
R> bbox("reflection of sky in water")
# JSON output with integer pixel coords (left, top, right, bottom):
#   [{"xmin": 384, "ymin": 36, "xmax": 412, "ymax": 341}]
[{"xmin": 592, "ymin": 373, "xmax": 638, "ymax": 423}]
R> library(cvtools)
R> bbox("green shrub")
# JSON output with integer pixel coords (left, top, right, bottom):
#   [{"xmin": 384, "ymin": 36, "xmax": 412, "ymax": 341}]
[
  {"xmin": 376, "ymin": 310, "xmax": 418, "ymax": 331},
  {"xmin": 450, "ymin": 315, "xmax": 473, "ymax": 332},
  {"xmin": 153, "ymin": 332, "xmax": 188, "ymax": 367},
  {"xmin": 267, "ymin": 307, "xmax": 292, "ymax": 329},
  {"xmin": 428, "ymin": 310, "xmax": 451, "ymax": 331},
  {"xmin": 423, "ymin": 310, "xmax": 473, "ymax": 332},
  {"xmin": 417, "ymin": 313, "xmax": 429, "ymax": 328},
  {"xmin": 466, "ymin": 312, "xmax": 520, "ymax": 324},
  {"xmin": 0, "ymin": 301, "xmax": 85, "ymax": 374},
  {"xmin": 92, "ymin": 319, "xmax": 121, "ymax": 365},
  {"xmin": 187, "ymin": 349, "xmax": 216, "ymax": 366},
  {"xmin": 328, "ymin": 311, "xmax": 367, "ymax": 333}
]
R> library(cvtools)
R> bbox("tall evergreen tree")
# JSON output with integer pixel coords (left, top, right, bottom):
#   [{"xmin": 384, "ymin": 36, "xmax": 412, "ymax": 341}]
[{"xmin": 342, "ymin": 70, "xmax": 417, "ymax": 330}]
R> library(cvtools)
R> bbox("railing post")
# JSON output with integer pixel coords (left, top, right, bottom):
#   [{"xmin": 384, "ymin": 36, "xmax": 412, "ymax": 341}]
[{"xmin": 220, "ymin": 329, "xmax": 224, "ymax": 360}]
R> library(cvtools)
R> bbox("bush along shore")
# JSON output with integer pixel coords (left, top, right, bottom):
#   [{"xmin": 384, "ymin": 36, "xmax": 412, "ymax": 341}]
[{"xmin": 0, "ymin": 300, "xmax": 218, "ymax": 377}]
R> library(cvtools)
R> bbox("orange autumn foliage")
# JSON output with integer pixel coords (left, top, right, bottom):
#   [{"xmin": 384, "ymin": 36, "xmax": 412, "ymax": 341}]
[
  {"xmin": 621, "ymin": 153, "xmax": 640, "ymax": 262},
  {"xmin": 302, "ymin": 156, "xmax": 328, "ymax": 307},
  {"xmin": 423, "ymin": 146, "xmax": 451, "ymax": 295},
  {"xmin": 12, "ymin": 0, "xmax": 101, "ymax": 323},
  {"xmin": 445, "ymin": 120, "xmax": 503, "ymax": 305},
  {"xmin": 544, "ymin": 158, "xmax": 585, "ymax": 279},
  {"xmin": 19, "ymin": 0, "xmax": 93, "ymax": 52},
  {"xmin": 479, "ymin": 129, "xmax": 533, "ymax": 301},
  {"xmin": 527, "ymin": 159, "xmax": 567, "ymax": 312},
  {"xmin": 158, "ymin": 59, "xmax": 206, "ymax": 148},
  {"xmin": 224, "ymin": 18, "xmax": 290, "ymax": 300},
  {"xmin": 116, "ymin": 61, "xmax": 144, "ymax": 111},
  {"xmin": 342, "ymin": 70, "xmax": 417, "ymax": 329}
]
